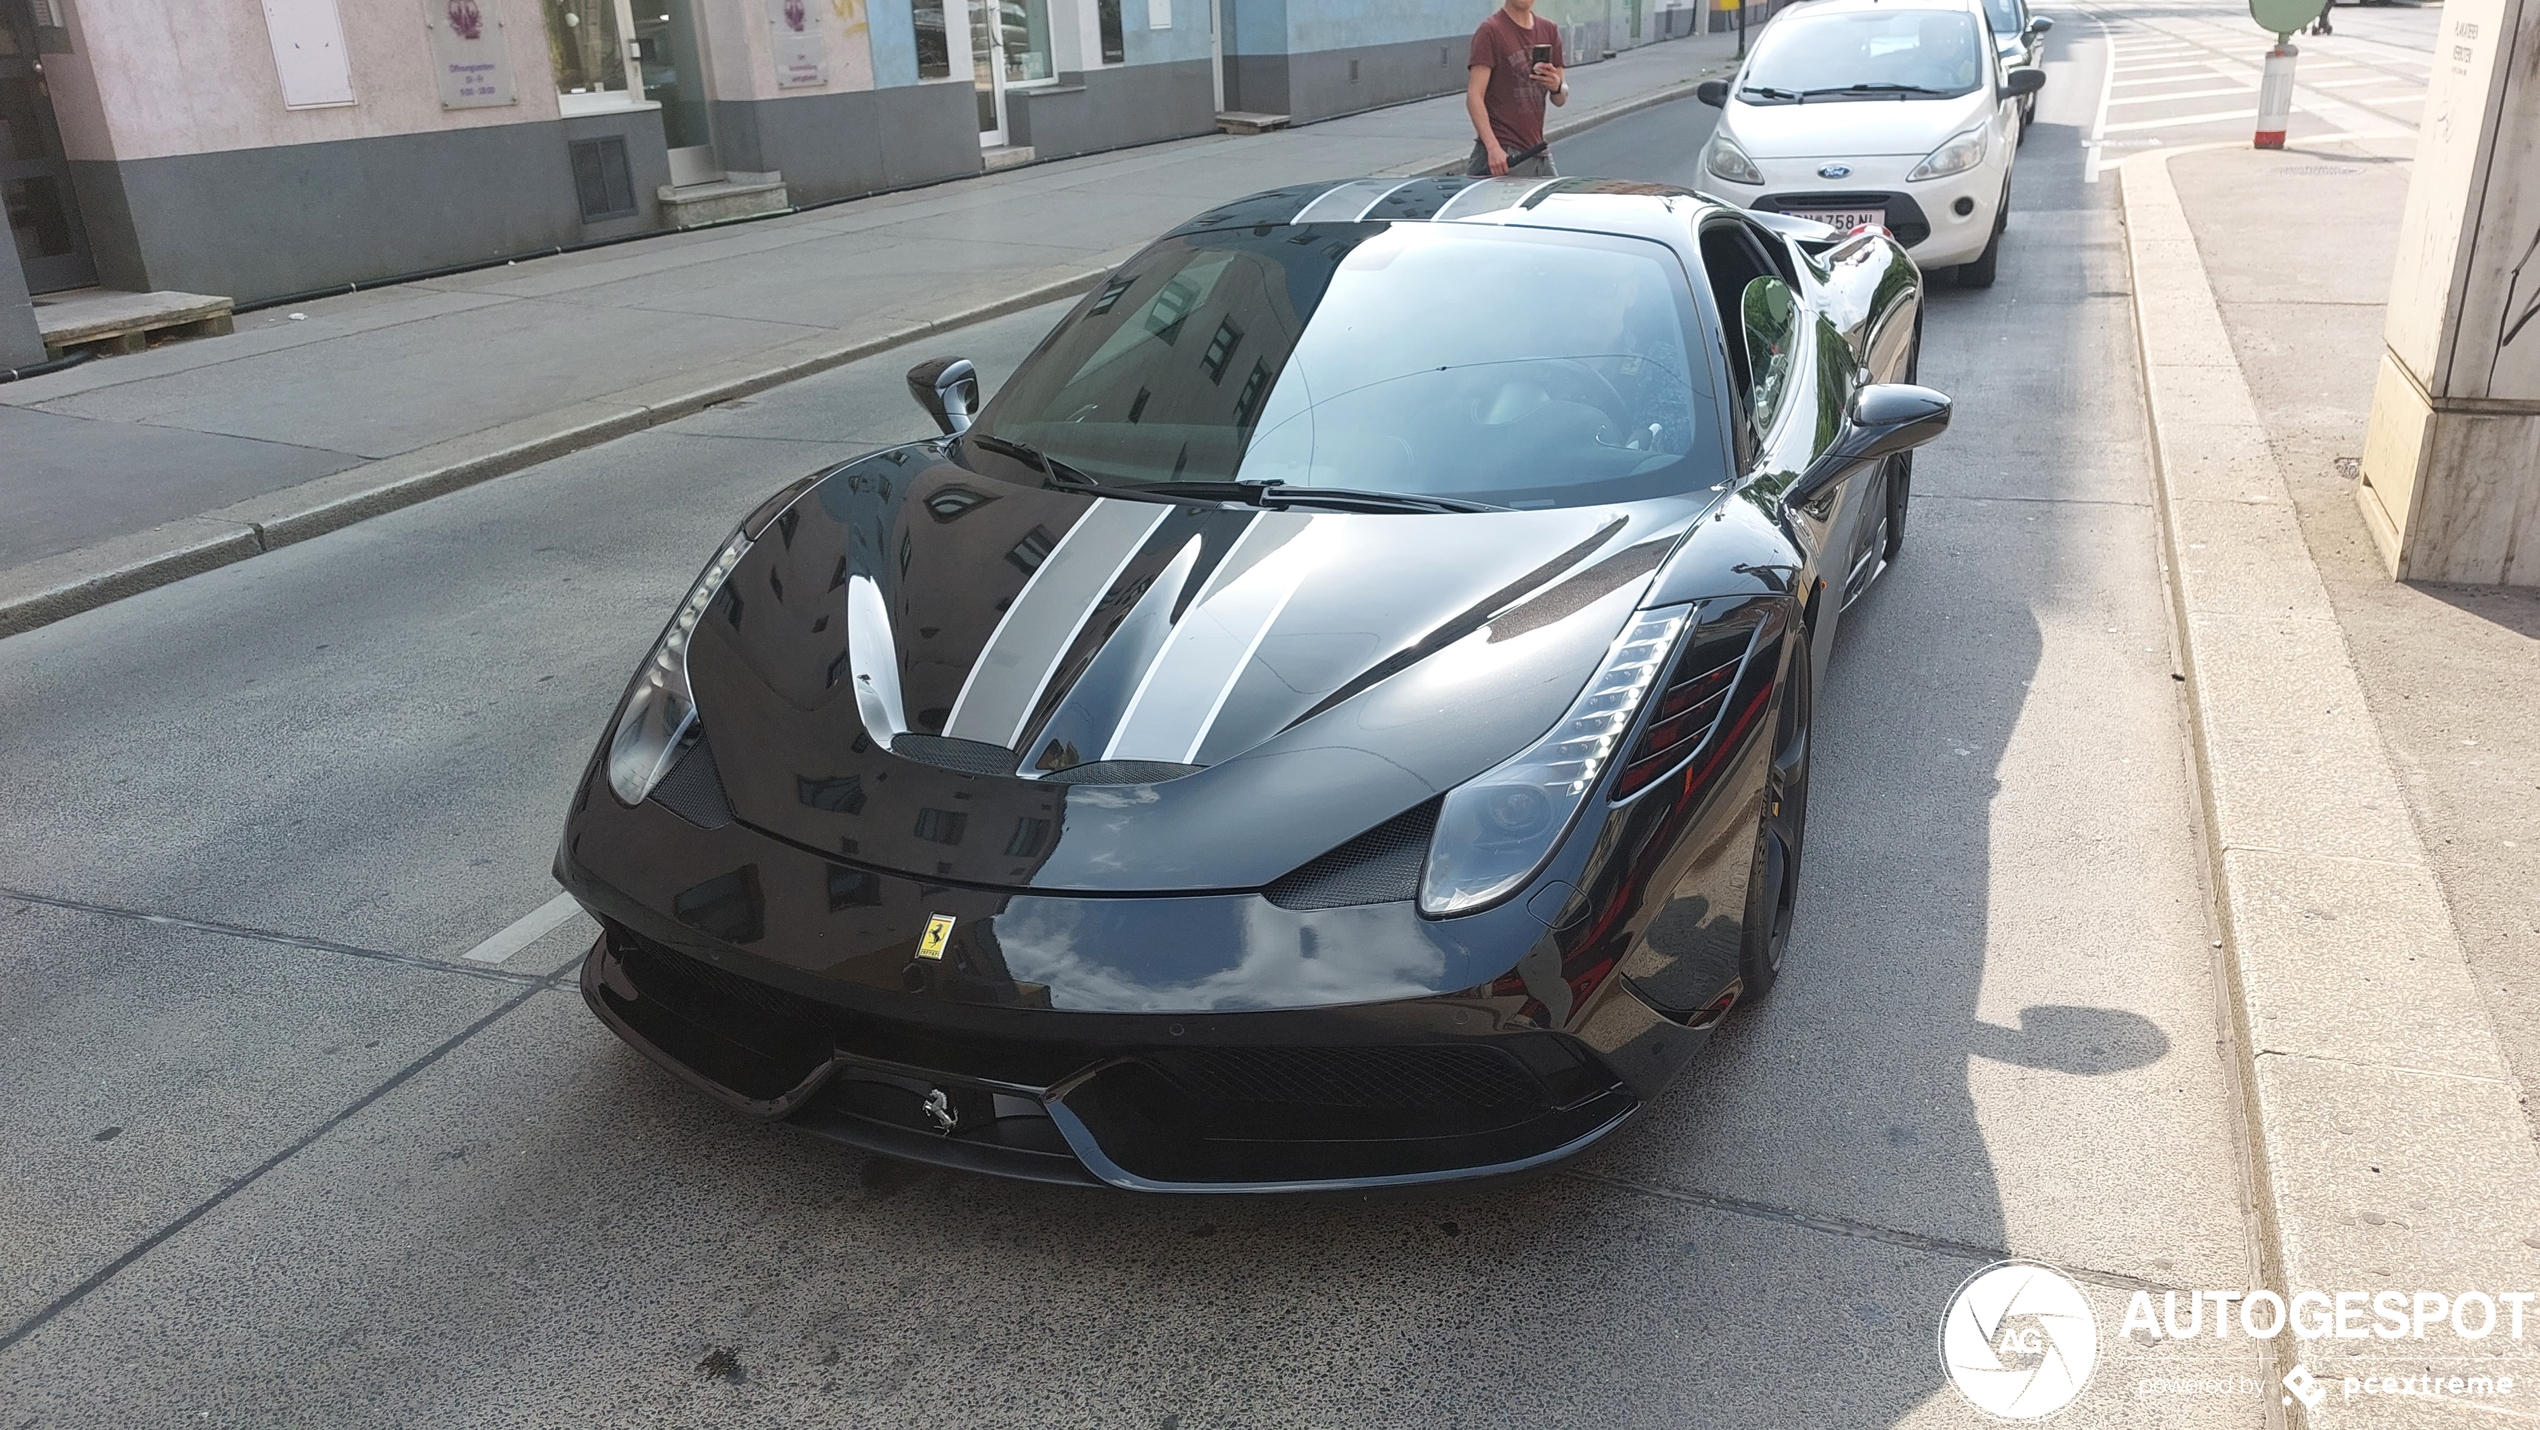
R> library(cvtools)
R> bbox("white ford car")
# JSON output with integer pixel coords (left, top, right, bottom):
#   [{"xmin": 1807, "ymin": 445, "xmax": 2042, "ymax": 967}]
[{"xmin": 1693, "ymin": 0, "xmax": 2044, "ymax": 288}]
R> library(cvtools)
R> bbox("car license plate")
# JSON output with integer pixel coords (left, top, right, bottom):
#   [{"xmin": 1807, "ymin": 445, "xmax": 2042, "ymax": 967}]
[{"xmin": 1786, "ymin": 206, "xmax": 1885, "ymax": 231}]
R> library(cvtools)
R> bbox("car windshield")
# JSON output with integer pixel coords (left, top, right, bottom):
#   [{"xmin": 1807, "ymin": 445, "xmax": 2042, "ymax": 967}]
[
  {"xmin": 966, "ymin": 221, "xmax": 1721, "ymax": 510},
  {"xmin": 1740, "ymin": 9, "xmax": 1987, "ymax": 98}
]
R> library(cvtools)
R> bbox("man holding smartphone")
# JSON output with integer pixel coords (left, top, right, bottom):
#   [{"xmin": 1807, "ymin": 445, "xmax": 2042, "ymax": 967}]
[{"xmin": 1465, "ymin": 0, "xmax": 1568, "ymax": 177}]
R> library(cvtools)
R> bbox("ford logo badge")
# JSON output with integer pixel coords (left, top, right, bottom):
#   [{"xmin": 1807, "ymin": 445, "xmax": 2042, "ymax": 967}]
[{"xmin": 1818, "ymin": 163, "xmax": 1852, "ymax": 179}]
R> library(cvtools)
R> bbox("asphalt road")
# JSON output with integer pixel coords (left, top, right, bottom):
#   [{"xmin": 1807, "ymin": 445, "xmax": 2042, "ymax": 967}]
[{"xmin": 3, "ymin": 20, "xmax": 2281, "ymax": 1428}]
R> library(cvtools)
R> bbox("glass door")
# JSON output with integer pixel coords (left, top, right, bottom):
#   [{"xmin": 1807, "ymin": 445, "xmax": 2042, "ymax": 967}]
[
  {"xmin": 0, "ymin": 0, "xmax": 94, "ymax": 292},
  {"xmin": 633, "ymin": 0, "xmax": 718, "ymax": 185},
  {"xmin": 966, "ymin": 0, "xmax": 1006, "ymax": 148}
]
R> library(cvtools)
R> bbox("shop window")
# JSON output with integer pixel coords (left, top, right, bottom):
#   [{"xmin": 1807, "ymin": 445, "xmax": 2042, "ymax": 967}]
[
  {"xmin": 911, "ymin": 0, "xmax": 950, "ymax": 79},
  {"xmin": 1097, "ymin": 0, "xmax": 1125, "ymax": 63},
  {"xmin": 545, "ymin": 0, "xmax": 639, "ymax": 112},
  {"xmin": 1001, "ymin": 0, "xmax": 1053, "ymax": 83}
]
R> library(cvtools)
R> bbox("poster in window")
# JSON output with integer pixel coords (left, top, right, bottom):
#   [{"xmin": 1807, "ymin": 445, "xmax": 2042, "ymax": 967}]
[
  {"xmin": 260, "ymin": 0, "xmax": 355, "ymax": 108},
  {"xmin": 423, "ymin": 0, "xmax": 517, "ymax": 108},
  {"xmin": 767, "ymin": 0, "xmax": 827, "ymax": 86}
]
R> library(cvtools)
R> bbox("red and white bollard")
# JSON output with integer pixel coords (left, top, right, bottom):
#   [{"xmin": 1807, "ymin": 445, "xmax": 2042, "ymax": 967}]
[{"xmin": 2255, "ymin": 41, "xmax": 2297, "ymax": 149}]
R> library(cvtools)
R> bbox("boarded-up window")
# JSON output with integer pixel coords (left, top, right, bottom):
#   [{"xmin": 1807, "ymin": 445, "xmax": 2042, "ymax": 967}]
[{"xmin": 260, "ymin": 0, "xmax": 355, "ymax": 108}]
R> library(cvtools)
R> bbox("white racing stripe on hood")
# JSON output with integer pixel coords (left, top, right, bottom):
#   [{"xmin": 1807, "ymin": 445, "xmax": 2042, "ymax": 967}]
[
  {"xmin": 942, "ymin": 501, "xmax": 1171, "ymax": 749},
  {"xmin": 1102, "ymin": 511, "xmax": 1319, "ymax": 764}
]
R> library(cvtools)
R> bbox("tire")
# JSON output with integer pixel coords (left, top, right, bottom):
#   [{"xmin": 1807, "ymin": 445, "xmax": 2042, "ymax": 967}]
[
  {"xmin": 1734, "ymin": 645, "xmax": 1813, "ymax": 1005},
  {"xmin": 1883, "ymin": 324, "xmax": 1919, "ymax": 560},
  {"xmin": 1957, "ymin": 206, "xmax": 2004, "ymax": 289}
]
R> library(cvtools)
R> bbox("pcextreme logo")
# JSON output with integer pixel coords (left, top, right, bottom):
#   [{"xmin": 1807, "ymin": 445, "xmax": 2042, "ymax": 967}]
[{"xmin": 1940, "ymin": 1261, "xmax": 2099, "ymax": 1419}]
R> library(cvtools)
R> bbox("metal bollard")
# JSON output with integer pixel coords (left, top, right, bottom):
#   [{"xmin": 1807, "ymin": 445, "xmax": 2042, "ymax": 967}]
[{"xmin": 2255, "ymin": 41, "xmax": 2297, "ymax": 149}]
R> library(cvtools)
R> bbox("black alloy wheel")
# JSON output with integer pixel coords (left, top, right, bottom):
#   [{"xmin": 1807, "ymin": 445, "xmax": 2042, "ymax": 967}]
[
  {"xmin": 1735, "ymin": 644, "xmax": 1813, "ymax": 1003},
  {"xmin": 1882, "ymin": 326, "xmax": 1920, "ymax": 561}
]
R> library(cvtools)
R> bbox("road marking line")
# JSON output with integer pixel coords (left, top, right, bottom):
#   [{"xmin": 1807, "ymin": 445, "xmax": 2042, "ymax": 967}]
[
  {"xmin": 461, "ymin": 892, "xmax": 583, "ymax": 964},
  {"xmin": 2102, "ymin": 106, "xmax": 2273, "ymax": 133},
  {"xmin": 2086, "ymin": 9, "xmax": 2117, "ymax": 183},
  {"xmin": 2112, "ymin": 60, "xmax": 2214, "ymax": 74},
  {"xmin": 2114, "ymin": 73, "xmax": 2237, "ymax": 88},
  {"xmin": 2110, "ymin": 85, "xmax": 2254, "ymax": 105}
]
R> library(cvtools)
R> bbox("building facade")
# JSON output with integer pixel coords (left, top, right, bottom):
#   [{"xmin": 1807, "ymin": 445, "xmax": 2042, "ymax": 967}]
[
  {"xmin": 0, "ymin": 0, "xmax": 1696, "ymax": 323},
  {"xmin": 1, "ymin": 0, "xmax": 1217, "ymax": 307}
]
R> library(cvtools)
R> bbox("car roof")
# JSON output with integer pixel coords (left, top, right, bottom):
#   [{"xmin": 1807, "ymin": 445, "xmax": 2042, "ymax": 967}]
[
  {"xmin": 1163, "ymin": 176, "xmax": 1737, "ymax": 249},
  {"xmin": 1766, "ymin": 0, "xmax": 1987, "ymax": 18}
]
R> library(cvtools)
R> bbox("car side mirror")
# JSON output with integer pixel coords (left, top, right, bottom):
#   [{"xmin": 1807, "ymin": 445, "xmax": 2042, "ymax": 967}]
[
  {"xmin": 2006, "ymin": 66, "xmax": 2047, "ymax": 97},
  {"xmin": 2028, "ymin": 15, "xmax": 2055, "ymax": 33},
  {"xmin": 906, "ymin": 357, "xmax": 979, "ymax": 435},
  {"xmin": 1696, "ymin": 78, "xmax": 1729, "ymax": 107},
  {"xmin": 1786, "ymin": 384, "xmax": 1952, "ymax": 508}
]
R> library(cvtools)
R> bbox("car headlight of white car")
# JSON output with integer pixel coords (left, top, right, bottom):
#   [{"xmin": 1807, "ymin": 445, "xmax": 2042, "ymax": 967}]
[
  {"xmin": 1703, "ymin": 132, "xmax": 1765, "ymax": 185},
  {"xmin": 1907, "ymin": 126, "xmax": 1988, "ymax": 181}
]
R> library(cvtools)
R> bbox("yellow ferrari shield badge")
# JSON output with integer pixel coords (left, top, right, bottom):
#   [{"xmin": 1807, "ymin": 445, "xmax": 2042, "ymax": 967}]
[{"xmin": 917, "ymin": 913, "xmax": 956, "ymax": 960}]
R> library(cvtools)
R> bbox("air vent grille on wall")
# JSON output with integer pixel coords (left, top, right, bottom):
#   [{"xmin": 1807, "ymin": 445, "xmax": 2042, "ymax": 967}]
[{"xmin": 569, "ymin": 136, "xmax": 637, "ymax": 223}]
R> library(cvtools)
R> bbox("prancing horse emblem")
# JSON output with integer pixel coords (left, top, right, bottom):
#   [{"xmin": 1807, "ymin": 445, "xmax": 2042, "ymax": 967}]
[
  {"xmin": 1818, "ymin": 163, "xmax": 1852, "ymax": 179},
  {"xmin": 921, "ymin": 1088, "xmax": 958, "ymax": 1134}
]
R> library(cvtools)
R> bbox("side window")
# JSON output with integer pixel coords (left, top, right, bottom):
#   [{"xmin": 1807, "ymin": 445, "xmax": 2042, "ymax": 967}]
[
  {"xmin": 1741, "ymin": 276, "xmax": 1798, "ymax": 437},
  {"xmin": 1699, "ymin": 218, "xmax": 1800, "ymax": 460}
]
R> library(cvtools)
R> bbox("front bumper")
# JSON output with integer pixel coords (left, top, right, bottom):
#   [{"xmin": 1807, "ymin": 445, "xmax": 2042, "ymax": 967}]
[
  {"xmin": 558, "ymin": 748, "xmax": 1721, "ymax": 1192},
  {"xmin": 579, "ymin": 918, "xmax": 1680, "ymax": 1192},
  {"xmin": 1706, "ymin": 151, "xmax": 2006, "ymax": 268}
]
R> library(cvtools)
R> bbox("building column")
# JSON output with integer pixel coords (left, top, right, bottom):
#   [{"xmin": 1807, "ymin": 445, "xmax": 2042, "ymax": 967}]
[{"xmin": 2357, "ymin": 0, "xmax": 2540, "ymax": 587}]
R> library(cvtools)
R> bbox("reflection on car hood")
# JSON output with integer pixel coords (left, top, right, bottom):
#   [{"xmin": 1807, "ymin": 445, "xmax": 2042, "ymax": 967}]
[
  {"xmin": 680, "ymin": 444, "xmax": 1707, "ymax": 891},
  {"xmin": 1725, "ymin": 91, "xmax": 1992, "ymax": 159}
]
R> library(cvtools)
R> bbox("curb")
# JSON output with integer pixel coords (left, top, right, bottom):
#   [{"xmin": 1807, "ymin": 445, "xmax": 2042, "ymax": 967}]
[
  {"xmin": 2120, "ymin": 144, "xmax": 2540, "ymax": 1415},
  {"xmin": 0, "ymin": 269, "xmax": 1111, "ymax": 639}
]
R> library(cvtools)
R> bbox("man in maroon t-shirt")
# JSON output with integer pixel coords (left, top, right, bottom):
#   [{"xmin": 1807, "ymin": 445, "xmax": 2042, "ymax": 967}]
[{"xmin": 1465, "ymin": 0, "xmax": 1568, "ymax": 177}]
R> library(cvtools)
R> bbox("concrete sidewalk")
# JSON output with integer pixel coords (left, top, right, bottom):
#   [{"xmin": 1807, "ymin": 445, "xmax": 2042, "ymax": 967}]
[
  {"xmin": 2125, "ymin": 135, "xmax": 2540, "ymax": 1422},
  {"xmin": 0, "ymin": 31, "xmax": 1739, "ymax": 638}
]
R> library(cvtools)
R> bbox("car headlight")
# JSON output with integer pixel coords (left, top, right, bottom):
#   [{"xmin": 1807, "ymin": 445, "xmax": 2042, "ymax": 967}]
[
  {"xmin": 1907, "ymin": 126, "xmax": 1988, "ymax": 181},
  {"xmin": 1419, "ymin": 606, "xmax": 1690, "ymax": 916},
  {"xmin": 606, "ymin": 530, "xmax": 753, "ymax": 805},
  {"xmin": 604, "ymin": 475, "xmax": 820, "ymax": 806},
  {"xmin": 1704, "ymin": 133, "xmax": 1765, "ymax": 185}
]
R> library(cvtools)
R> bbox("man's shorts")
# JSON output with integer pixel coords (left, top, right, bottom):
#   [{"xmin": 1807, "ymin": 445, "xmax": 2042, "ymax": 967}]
[{"xmin": 1465, "ymin": 142, "xmax": 1558, "ymax": 178}]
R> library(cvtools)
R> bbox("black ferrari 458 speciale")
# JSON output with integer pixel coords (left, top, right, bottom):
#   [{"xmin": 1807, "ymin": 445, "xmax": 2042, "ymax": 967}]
[{"xmin": 557, "ymin": 175, "xmax": 1948, "ymax": 1192}]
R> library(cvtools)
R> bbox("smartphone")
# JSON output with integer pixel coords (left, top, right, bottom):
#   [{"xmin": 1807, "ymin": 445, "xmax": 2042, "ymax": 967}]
[{"xmin": 1530, "ymin": 42, "xmax": 1552, "ymax": 66}]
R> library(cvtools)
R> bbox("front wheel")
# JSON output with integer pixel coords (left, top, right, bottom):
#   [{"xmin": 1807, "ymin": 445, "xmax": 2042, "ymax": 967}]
[
  {"xmin": 1957, "ymin": 218, "xmax": 2003, "ymax": 289},
  {"xmin": 1735, "ymin": 646, "xmax": 1813, "ymax": 1004},
  {"xmin": 1884, "ymin": 326, "xmax": 1920, "ymax": 560}
]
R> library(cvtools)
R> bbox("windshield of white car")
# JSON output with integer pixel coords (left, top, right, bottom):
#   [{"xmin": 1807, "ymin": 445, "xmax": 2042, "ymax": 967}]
[
  {"xmin": 1738, "ymin": 9, "xmax": 1988, "ymax": 101},
  {"xmin": 966, "ymin": 222, "xmax": 1723, "ymax": 510}
]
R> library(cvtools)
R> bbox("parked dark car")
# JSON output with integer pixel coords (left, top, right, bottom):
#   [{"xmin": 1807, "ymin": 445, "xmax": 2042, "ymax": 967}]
[{"xmin": 557, "ymin": 175, "xmax": 1949, "ymax": 1192}]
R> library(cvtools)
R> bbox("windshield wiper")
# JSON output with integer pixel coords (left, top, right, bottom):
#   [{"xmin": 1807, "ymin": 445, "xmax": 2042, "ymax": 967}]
[
  {"xmin": 1798, "ymin": 82, "xmax": 1953, "ymax": 96},
  {"xmin": 1137, "ymin": 480, "xmax": 1508, "ymax": 514},
  {"xmin": 1738, "ymin": 84, "xmax": 1804, "ymax": 101},
  {"xmin": 969, "ymin": 436, "xmax": 1503, "ymax": 512},
  {"xmin": 963, "ymin": 431, "xmax": 1134, "ymax": 499}
]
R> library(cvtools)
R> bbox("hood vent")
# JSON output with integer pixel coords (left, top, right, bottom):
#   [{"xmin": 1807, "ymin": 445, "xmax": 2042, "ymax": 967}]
[
  {"xmin": 1042, "ymin": 760, "xmax": 1205, "ymax": 785},
  {"xmin": 891, "ymin": 734, "xmax": 1020, "ymax": 778},
  {"xmin": 1263, "ymin": 800, "xmax": 1440, "ymax": 910}
]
